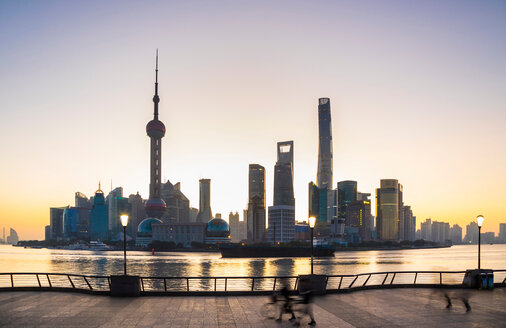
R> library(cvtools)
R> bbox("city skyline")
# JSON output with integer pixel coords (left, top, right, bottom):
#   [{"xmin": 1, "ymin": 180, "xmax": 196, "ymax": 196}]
[{"xmin": 1, "ymin": 1, "xmax": 506, "ymax": 240}]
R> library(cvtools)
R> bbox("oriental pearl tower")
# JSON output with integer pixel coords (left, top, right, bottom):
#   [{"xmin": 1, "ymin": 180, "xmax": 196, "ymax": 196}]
[{"xmin": 144, "ymin": 51, "xmax": 167, "ymax": 219}]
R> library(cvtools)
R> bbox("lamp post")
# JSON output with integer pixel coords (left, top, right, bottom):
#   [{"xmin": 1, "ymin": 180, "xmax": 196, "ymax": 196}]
[
  {"xmin": 120, "ymin": 214, "xmax": 129, "ymax": 276},
  {"xmin": 309, "ymin": 217, "xmax": 316, "ymax": 275},
  {"xmin": 476, "ymin": 215, "xmax": 484, "ymax": 270}
]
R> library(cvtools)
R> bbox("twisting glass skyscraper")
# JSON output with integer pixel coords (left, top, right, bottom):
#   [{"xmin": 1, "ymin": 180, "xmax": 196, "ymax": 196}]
[{"xmin": 145, "ymin": 51, "xmax": 167, "ymax": 219}]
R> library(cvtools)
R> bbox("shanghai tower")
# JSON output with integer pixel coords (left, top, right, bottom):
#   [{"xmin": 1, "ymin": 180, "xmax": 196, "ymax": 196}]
[
  {"xmin": 144, "ymin": 51, "xmax": 167, "ymax": 219},
  {"xmin": 317, "ymin": 98, "xmax": 333, "ymax": 189}
]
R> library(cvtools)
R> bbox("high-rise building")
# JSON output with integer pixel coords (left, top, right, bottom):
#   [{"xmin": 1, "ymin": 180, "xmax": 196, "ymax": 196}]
[
  {"xmin": 161, "ymin": 180, "xmax": 190, "ymax": 223},
  {"xmin": 273, "ymin": 141, "xmax": 295, "ymax": 206},
  {"xmin": 229, "ymin": 211, "xmax": 247, "ymax": 243},
  {"xmin": 317, "ymin": 98, "xmax": 333, "ymax": 190},
  {"xmin": 450, "ymin": 224, "xmax": 462, "ymax": 244},
  {"xmin": 420, "ymin": 218, "xmax": 432, "ymax": 241},
  {"xmin": 128, "ymin": 192, "xmax": 146, "ymax": 238},
  {"xmin": 346, "ymin": 195, "xmax": 372, "ymax": 242},
  {"xmin": 45, "ymin": 225, "xmax": 51, "ymax": 241},
  {"xmin": 431, "ymin": 221, "xmax": 450, "ymax": 244},
  {"xmin": 63, "ymin": 206, "xmax": 90, "ymax": 239},
  {"xmin": 6, "ymin": 228, "xmax": 18, "ymax": 245},
  {"xmin": 464, "ymin": 221, "xmax": 479, "ymax": 244},
  {"xmin": 75, "ymin": 192, "xmax": 90, "ymax": 209},
  {"xmin": 376, "ymin": 179, "xmax": 403, "ymax": 241},
  {"xmin": 269, "ymin": 142, "xmax": 295, "ymax": 243},
  {"xmin": 106, "ymin": 187, "xmax": 129, "ymax": 236},
  {"xmin": 338, "ymin": 180, "xmax": 357, "ymax": 218},
  {"xmin": 144, "ymin": 51, "xmax": 168, "ymax": 221},
  {"xmin": 189, "ymin": 207, "xmax": 198, "ymax": 222},
  {"xmin": 196, "ymin": 179, "xmax": 212, "ymax": 223},
  {"xmin": 499, "ymin": 223, "xmax": 506, "ymax": 243},
  {"xmin": 49, "ymin": 207, "xmax": 65, "ymax": 240},
  {"xmin": 267, "ymin": 205, "xmax": 295, "ymax": 243},
  {"xmin": 403, "ymin": 206, "xmax": 414, "ymax": 241},
  {"xmin": 89, "ymin": 184, "xmax": 108, "ymax": 241},
  {"xmin": 247, "ymin": 164, "xmax": 266, "ymax": 242}
]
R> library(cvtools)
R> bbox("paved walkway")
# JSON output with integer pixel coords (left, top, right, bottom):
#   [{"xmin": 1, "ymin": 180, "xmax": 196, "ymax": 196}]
[{"xmin": 0, "ymin": 288, "xmax": 505, "ymax": 327}]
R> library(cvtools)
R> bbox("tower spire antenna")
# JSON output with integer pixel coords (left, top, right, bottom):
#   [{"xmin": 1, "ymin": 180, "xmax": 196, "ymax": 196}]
[{"xmin": 153, "ymin": 49, "xmax": 160, "ymax": 120}]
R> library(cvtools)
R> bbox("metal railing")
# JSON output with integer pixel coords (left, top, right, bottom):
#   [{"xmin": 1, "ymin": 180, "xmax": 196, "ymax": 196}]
[{"xmin": 1, "ymin": 270, "xmax": 505, "ymax": 294}]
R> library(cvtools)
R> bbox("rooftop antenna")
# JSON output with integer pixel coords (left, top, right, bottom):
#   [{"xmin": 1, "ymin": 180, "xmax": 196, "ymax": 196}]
[{"xmin": 153, "ymin": 49, "xmax": 160, "ymax": 120}]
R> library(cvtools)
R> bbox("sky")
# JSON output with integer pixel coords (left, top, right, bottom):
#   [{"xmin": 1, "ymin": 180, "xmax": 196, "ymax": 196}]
[{"xmin": 0, "ymin": 0, "xmax": 505, "ymax": 240}]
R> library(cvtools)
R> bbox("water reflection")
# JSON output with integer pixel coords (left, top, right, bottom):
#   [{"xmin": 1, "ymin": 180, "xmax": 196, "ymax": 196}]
[{"xmin": 1, "ymin": 245, "xmax": 505, "ymax": 280}]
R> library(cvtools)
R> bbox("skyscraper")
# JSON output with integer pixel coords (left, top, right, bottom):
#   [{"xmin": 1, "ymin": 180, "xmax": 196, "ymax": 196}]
[
  {"xmin": 338, "ymin": 180, "xmax": 357, "ymax": 218},
  {"xmin": 450, "ymin": 224, "xmax": 463, "ymax": 244},
  {"xmin": 75, "ymin": 192, "xmax": 90, "ymax": 208},
  {"xmin": 49, "ymin": 207, "xmax": 65, "ymax": 240},
  {"xmin": 269, "ymin": 141, "xmax": 295, "ymax": 242},
  {"xmin": 106, "ymin": 187, "xmax": 129, "ymax": 236},
  {"xmin": 499, "ymin": 223, "xmax": 506, "ymax": 243},
  {"xmin": 128, "ymin": 192, "xmax": 146, "ymax": 237},
  {"xmin": 145, "ymin": 51, "xmax": 167, "ymax": 221},
  {"xmin": 196, "ymin": 179, "xmax": 212, "ymax": 223},
  {"xmin": 89, "ymin": 183, "xmax": 108, "ymax": 240},
  {"xmin": 161, "ymin": 180, "xmax": 190, "ymax": 223},
  {"xmin": 376, "ymin": 179, "xmax": 403, "ymax": 241},
  {"xmin": 317, "ymin": 98, "xmax": 333, "ymax": 190},
  {"xmin": 273, "ymin": 141, "xmax": 294, "ymax": 206},
  {"xmin": 247, "ymin": 164, "xmax": 266, "ymax": 242}
]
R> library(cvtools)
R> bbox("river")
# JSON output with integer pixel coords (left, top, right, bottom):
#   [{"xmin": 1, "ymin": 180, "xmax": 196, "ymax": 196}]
[{"xmin": 1, "ymin": 244, "xmax": 505, "ymax": 277}]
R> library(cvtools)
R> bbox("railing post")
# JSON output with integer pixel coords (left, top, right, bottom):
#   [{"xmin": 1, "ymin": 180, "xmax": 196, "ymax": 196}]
[
  {"xmin": 251, "ymin": 278, "xmax": 255, "ymax": 291},
  {"xmin": 47, "ymin": 274, "xmax": 52, "ymax": 288},
  {"xmin": 164, "ymin": 278, "xmax": 167, "ymax": 292},
  {"xmin": 440, "ymin": 272, "xmax": 442, "ymax": 285},
  {"xmin": 390, "ymin": 273, "xmax": 396, "ymax": 285},
  {"xmin": 36, "ymin": 274, "xmax": 41, "ymax": 288},
  {"xmin": 107, "ymin": 277, "xmax": 111, "ymax": 289},
  {"xmin": 225, "ymin": 278, "xmax": 227, "ymax": 291},
  {"xmin": 338, "ymin": 276, "xmax": 343, "ymax": 289},
  {"xmin": 68, "ymin": 275, "xmax": 75, "ymax": 289},
  {"xmin": 140, "ymin": 278, "xmax": 145, "ymax": 292},
  {"xmin": 414, "ymin": 273, "xmax": 418, "ymax": 284},
  {"xmin": 10, "ymin": 274, "xmax": 13, "ymax": 288},
  {"xmin": 382, "ymin": 273, "xmax": 389, "ymax": 285},
  {"xmin": 349, "ymin": 276, "xmax": 358, "ymax": 288},
  {"xmin": 83, "ymin": 277, "xmax": 92, "ymax": 290},
  {"xmin": 294, "ymin": 277, "xmax": 299, "ymax": 291},
  {"xmin": 363, "ymin": 274, "xmax": 371, "ymax": 287},
  {"xmin": 214, "ymin": 278, "xmax": 217, "ymax": 292},
  {"xmin": 273, "ymin": 277, "xmax": 276, "ymax": 291},
  {"xmin": 187, "ymin": 278, "xmax": 189, "ymax": 292}
]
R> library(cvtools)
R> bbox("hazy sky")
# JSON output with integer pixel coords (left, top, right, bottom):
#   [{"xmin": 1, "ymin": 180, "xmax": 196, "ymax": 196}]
[{"xmin": 1, "ymin": 0, "xmax": 505, "ymax": 240}]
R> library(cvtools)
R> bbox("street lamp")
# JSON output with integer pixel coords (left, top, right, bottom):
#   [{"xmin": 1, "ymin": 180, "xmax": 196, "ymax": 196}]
[
  {"xmin": 309, "ymin": 217, "xmax": 316, "ymax": 275},
  {"xmin": 120, "ymin": 214, "xmax": 129, "ymax": 276},
  {"xmin": 476, "ymin": 215, "xmax": 484, "ymax": 270}
]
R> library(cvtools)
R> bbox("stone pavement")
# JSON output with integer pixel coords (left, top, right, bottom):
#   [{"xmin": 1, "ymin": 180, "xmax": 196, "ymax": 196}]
[{"xmin": 0, "ymin": 288, "xmax": 505, "ymax": 327}]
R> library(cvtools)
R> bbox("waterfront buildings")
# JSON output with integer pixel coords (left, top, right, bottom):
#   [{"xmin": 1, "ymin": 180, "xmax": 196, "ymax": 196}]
[
  {"xmin": 136, "ymin": 218, "xmax": 163, "ymax": 247},
  {"xmin": 450, "ymin": 224, "xmax": 463, "ymax": 244},
  {"xmin": 106, "ymin": 187, "xmax": 129, "ymax": 238},
  {"xmin": 144, "ymin": 52, "xmax": 168, "ymax": 222},
  {"xmin": 294, "ymin": 223, "xmax": 311, "ymax": 241},
  {"xmin": 229, "ymin": 211, "xmax": 247, "ymax": 242},
  {"xmin": 431, "ymin": 221, "xmax": 450, "ymax": 244},
  {"xmin": 75, "ymin": 192, "xmax": 90, "ymax": 209},
  {"xmin": 376, "ymin": 179, "xmax": 403, "ymax": 241},
  {"xmin": 346, "ymin": 196, "xmax": 372, "ymax": 242},
  {"xmin": 247, "ymin": 164, "xmax": 266, "ymax": 243},
  {"xmin": 89, "ymin": 185, "xmax": 109, "ymax": 241},
  {"xmin": 464, "ymin": 221, "xmax": 479, "ymax": 244},
  {"xmin": 161, "ymin": 180, "xmax": 190, "ymax": 223},
  {"xmin": 420, "ymin": 218, "xmax": 432, "ymax": 241},
  {"xmin": 317, "ymin": 98, "xmax": 333, "ymax": 190},
  {"xmin": 267, "ymin": 205, "xmax": 295, "ymax": 243},
  {"xmin": 268, "ymin": 141, "xmax": 295, "ymax": 242},
  {"xmin": 500, "ymin": 223, "xmax": 506, "ymax": 243},
  {"xmin": 128, "ymin": 193, "xmax": 146, "ymax": 238},
  {"xmin": 152, "ymin": 221, "xmax": 207, "ymax": 247},
  {"xmin": 338, "ymin": 180, "xmax": 357, "ymax": 219},
  {"xmin": 49, "ymin": 207, "xmax": 64, "ymax": 240},
  {"xmin": 196, "ymin": 179, "xmax": 212, "ymax": 223},
  {"xmin": 402, "ymin": 206, "xmax": 416, "ymax": 241},
  {"xmin": 6, "ymin": 228, "xmax": 19, "ymax": 245},
  {"xmin": 205, "ymin": 218, "xmax": 231, "ymax": 244}
]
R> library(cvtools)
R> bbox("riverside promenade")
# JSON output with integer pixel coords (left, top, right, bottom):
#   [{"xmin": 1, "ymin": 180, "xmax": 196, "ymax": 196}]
[{"xmin": 1, "ymin": 288, "xmax": 505, "ymax": 327}]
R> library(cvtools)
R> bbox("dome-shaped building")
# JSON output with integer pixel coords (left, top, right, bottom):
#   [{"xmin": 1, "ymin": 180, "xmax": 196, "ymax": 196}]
[
  {"xmin": 205, "ymin": 218, "xmax": 231, "ymax": 244},
  {"xmin": 136, "ymin": 218, "xmax": 163, "ymax": 247}
]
